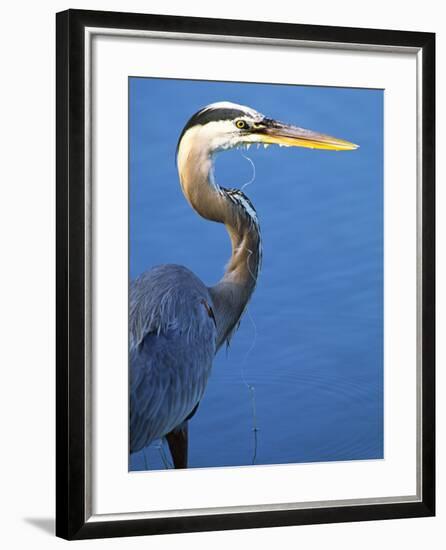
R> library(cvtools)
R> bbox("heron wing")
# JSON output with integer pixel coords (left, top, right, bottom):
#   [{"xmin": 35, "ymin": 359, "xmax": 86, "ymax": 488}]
[{"xmin": 129, "ymin": 264, "xmax": 217, "ymax": 453}]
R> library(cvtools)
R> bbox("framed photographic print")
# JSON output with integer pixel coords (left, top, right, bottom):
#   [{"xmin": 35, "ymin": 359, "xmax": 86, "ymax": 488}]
[{"xmin": 56, "ymin": 9, "xmax": 435, "ymax": 540}]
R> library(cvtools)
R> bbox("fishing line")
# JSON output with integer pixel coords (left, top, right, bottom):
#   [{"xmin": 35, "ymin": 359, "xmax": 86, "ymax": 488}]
[
  {"xmin": 239, "ymin": 305, "xmax": 259, "ymax": 465},
  {"xmin": 240, "ymin": 152, "xmax": 256, "ymax": 191},
  {"xmin": 142, "ymin": 447, "xmax": 150, "ymax": 470},
  {"xmin": 156, "ymin": 440, "xmax": 173, "ymax": 469}
]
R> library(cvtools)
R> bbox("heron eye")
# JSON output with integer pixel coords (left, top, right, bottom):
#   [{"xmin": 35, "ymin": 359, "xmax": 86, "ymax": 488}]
[{"xmin": 236, "ymin": 119, "xmax": 248, "ymax": 130}]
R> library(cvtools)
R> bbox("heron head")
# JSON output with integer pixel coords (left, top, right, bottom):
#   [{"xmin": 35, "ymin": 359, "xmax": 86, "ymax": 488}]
[{"xmin": 177, "ymin": 101, "xmax": 359, "ymax": 158}]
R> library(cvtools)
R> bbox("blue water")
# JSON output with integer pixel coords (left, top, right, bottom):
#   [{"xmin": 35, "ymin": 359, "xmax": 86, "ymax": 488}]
[{"xmin": 129, "ymin": 77, "xmax": 383, "ymax": 470}]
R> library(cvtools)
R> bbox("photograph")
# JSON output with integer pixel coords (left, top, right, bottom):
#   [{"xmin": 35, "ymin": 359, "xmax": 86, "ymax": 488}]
[
  {"xmin": 128, "ymin": 77, "xmax": 384, "ymax": 471},
  {"xmin": 53, "ymin": 7, "xmax": 435, "ymax": 540}
]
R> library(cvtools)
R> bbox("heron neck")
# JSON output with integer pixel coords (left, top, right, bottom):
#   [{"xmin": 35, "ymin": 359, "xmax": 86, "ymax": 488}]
[{"xmin": 177, "ymin": 143, "xmax": 261, "ymax": 349}]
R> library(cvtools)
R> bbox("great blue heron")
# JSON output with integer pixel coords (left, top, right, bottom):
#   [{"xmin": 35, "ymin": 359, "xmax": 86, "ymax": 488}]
[{"xmin": 130, "ymin": 101, "xmax": 358, "ymax": 468}]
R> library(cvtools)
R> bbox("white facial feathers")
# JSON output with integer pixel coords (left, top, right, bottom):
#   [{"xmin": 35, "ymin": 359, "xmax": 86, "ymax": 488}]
[
  {"xmin": 177, "ymin": 101, "xmax": 268, "ymax": 158},
  {"xmin": 178, "ymin": 118, "xmax": 262, "ymax": 157}
]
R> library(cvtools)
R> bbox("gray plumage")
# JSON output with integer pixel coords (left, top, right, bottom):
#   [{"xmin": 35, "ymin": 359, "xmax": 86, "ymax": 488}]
[{"xmin": 130, "ymin": 265, "xmax": 217, "ymax": 452}]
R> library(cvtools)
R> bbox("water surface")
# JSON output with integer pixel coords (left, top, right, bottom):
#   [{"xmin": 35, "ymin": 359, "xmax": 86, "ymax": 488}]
[{"xmin": 128, "ymin": 78, "xmax": 383, "ymax": 470}]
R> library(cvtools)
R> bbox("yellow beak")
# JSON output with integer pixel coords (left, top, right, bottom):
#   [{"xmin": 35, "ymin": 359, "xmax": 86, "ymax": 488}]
[{"xmin": 256, "ymin": 121, "xmax": 359, "ymax": 151}]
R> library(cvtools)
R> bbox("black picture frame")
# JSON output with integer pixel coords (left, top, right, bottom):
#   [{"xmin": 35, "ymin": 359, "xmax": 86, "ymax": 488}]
[{"xmin": 56, "ymin": 8, "xmax": 435, "ymax": 540}]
